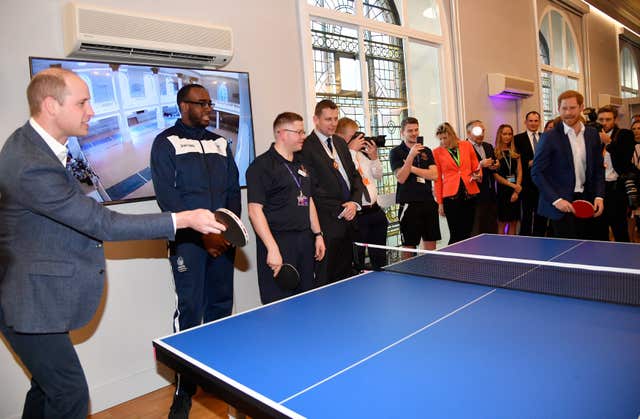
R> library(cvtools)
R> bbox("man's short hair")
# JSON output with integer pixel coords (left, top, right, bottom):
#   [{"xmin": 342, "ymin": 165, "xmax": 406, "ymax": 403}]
[
  {"xmin": 336, "ymin": 117, "xmax": 359, "ymax": 136},
  {"xmin": 557, "ymin": 90, "xmax": 584, "ymax": 107},
  {"xmin": 401, "ymin": 117, "xmax": 419, "ymax": 132},
  {"xmin": 314, "ymin": 99, "xmax": 338, "ymax": 117},
  {"xmin": 465, "ymin": 119, "xmax": 482, "ymax": 133},
  {"xmin": 597, "ymin": 105, "xmax": 618, "ymax": 119},
  {"xmin": 273, "ymin": 112, "xmax": 303, "ymax": 134},
  {"xmin": 27, "ymin": 68, "xmax": 75, "ymax": 116},
  {"xmin": 525, "ymin": 111, "xmax": 541, "ymax": 120},
  {"xmin": 177, "ymin": 83, "xmax": 206, "ymax": 106}
]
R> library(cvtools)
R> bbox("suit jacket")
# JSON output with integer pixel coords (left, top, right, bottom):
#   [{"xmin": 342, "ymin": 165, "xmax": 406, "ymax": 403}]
[
  {"xmin": 514, "ymin": 131, "xmax": 539, "ymax": 199},
  {"xmin": 470, "ymin": 140, "xmax": 498, "ymax": 202},
  {"xmin": 298, "ymin": 131, "xmax": 365, "ymax": 238},
  {"xmin": 433, "ymin": 140, "xmax": 480, "ymax": 203},
  {"xmin": 606, "ymin": 126, "xmax": 636, "ymax": 176},
  {"xmin": 0, "ymin": 122, "xmax": 175, "ymax": 333},
  {"xmin": 531, "ymin": 122, "xmax": 605, "ymax": 220}
]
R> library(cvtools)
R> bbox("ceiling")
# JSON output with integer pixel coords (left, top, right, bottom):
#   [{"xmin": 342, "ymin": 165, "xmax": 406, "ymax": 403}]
[{"xmin": 585, "ymin": 0, "xmax": 640, "ymax": 36}]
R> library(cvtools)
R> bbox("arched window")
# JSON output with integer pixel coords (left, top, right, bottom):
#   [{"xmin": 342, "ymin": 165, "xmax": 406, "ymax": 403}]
[
  {"xmin": 538, "ymin": 9, "xmax": 581, "ymax": 123},
  {"xmin": 620, "ymin": 46, "xmax": 639, "ymax": 98},
  {"xmin": 302, "ymin": 0, "xmax": 448, "ymax": 245}
]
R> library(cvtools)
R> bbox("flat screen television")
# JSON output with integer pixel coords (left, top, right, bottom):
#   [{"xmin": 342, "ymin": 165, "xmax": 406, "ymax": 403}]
[{"xmin": 29, "ymin": 57, "xmax": 256, "ymax": 205}]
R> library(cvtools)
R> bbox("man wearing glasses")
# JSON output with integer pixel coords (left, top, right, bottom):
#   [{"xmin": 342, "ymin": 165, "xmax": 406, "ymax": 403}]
[
  {"xmin": 246, "ymin": 112, "xmax": 325, "ymax": 304},
  {"xmin": 150, "ymin": 83, "xmax": 241, "ymax": 418}
]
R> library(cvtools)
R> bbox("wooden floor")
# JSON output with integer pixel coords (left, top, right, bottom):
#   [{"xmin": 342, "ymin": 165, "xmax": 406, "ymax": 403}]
[{"xmin": 88, "ymin": 385, "xmax": 230, "ymax": 419}]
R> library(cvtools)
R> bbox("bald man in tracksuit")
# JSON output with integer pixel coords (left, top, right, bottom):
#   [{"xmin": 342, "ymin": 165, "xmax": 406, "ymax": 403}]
[{"xmin": 150, "ymin": 84, "xmax": 241, "ymax": 418}]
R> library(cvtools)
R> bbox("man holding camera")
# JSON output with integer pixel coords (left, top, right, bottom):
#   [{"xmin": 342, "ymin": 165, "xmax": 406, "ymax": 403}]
[
  {"xmin": 594, "ymin": 105, "xmax": 635, "ymax": 242},
  {"xmin": 336, "ymin": 117, "xmax": 388, "ymax": 271},
  {"xmin": 390, "ymin": 117, "xmax": 440, "ymax": 255},
  {"xmin": 531, "ymin": 90, "xmax": 605, "ymax": 239}
]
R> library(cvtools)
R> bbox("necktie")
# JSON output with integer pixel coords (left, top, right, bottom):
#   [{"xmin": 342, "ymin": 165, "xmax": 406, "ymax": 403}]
[
  {"xmin": 532, "ymin": 132, "xmax": 538, "ymax": 150},
  {"xmin": 326, "ymin": 137, "xmax": 333, "ymax": 153},
  {"xmin": 66, "ymin": 153, "xmax": 73, "ymax": 171}
]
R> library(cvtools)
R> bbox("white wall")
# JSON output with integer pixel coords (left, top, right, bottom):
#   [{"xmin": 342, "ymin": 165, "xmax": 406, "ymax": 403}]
[
  {"xmin": 457, "ymin": 0, "xmax": 541, "ymax": 141},
  {"xmin": 0, "ymin": 0, "xmax": 305, "ymax": 417}
]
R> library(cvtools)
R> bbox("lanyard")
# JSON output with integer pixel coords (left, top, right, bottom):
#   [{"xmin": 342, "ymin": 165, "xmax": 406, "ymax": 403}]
[
  {"xmin": 448, "ymin": 147, "xmax": 460, "ymax": 167},
  {"xmin": 283, "ymin": 162, "xmax": 302, "ymax": 191},
  {"xmin": 503, "ymin": 151, "xmax": 512, "ymax": 174}
]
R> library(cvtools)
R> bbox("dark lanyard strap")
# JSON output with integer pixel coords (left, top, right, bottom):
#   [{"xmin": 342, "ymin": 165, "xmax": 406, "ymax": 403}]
[{"xmin": 283, "ymin": 163, "xmax": 302, "ymax": 192}]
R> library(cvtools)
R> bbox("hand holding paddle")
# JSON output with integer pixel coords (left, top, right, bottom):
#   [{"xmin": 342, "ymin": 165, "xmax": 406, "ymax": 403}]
[
  {"xmin": 212, "ymin": 208, "xmax": 249, "ymax": 247},
  {"xmin": 571, "ymin": 199, "xmax": 595, "ymax": 218},
  {"xmin": 202, "ymin": 233, "xmax": 231, "ymax": 257},
  {"xmin": 274, "ymin": 263, "xmax": 301, "ymax": 291}
]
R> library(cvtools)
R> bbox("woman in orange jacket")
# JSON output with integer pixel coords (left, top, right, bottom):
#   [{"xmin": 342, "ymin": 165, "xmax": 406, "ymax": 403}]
[{"xmin": 433, "ymin": 122, "xmax": 481, "ymax": 243}]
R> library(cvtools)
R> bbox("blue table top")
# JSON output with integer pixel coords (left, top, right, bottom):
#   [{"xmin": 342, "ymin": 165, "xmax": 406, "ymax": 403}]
[{"xmin": 154, "ymin": 235, "xmax": 640, "ymax": 418}]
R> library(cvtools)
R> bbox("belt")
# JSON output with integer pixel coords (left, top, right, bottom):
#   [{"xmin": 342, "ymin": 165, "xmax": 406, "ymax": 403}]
[{"xmin": 358, "ymin": 203, "xmax": 380, "ymax": 213}]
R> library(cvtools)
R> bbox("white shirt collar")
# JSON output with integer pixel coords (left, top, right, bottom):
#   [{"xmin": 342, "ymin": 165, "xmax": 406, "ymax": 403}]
[
  {"xmin": 29, "ymin": 118, "xmax": 68, "ymax": 167},
  {"xmin": 563, "ymin": 121, "xmax": 585, "ymax": 136}
]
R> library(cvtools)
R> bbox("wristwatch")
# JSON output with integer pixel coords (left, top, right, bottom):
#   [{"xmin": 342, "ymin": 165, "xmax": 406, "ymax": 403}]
[{"xmin": 313, "ymin": 231, "xmax": 323, "ymax": 237}]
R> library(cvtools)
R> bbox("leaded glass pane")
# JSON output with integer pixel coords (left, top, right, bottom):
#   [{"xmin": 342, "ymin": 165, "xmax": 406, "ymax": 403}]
[
  {"xmin": 551, "ymin": 11, "xmax": 564, "ymax": 68},
  {"xmin": 407, "ymin": 0, "xmax": 441, "ymax": 35},
  {"xmin": 307, "ymin": 0, "xmax": 355, "ymax": 15},
  {"xmin": 364, "ymin": 0, "xmax": 401, "ymax": 25},
  {"xmin": 565, "ymin": 23, "xmax": 578, "ymax": 72},
  {"xmin": 621, "ymin": 47, "xmax": 639, "ymax": 92}
]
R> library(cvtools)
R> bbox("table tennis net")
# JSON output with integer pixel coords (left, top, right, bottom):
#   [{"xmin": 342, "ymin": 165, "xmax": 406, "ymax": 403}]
[{"xmin": 384, "ymin": 250, "xmax": 640, "ymax": 306}]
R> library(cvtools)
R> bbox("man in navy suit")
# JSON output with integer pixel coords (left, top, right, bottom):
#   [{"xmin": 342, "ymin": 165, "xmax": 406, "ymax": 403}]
[
  {"xmin": 298, "ymin": 100, "xmax": 365, "ymax": 286},
  {"xmin": 0, "ymin": 68, "xmax": 225, "ymax": 419},
  {"xmin": 531, "ymin": 90, "xmax": 605, "ymax": 239}
]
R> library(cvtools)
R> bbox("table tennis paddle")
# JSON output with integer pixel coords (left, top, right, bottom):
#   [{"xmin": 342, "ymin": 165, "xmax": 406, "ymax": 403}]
[
  {"xmin": 213, "ymin": 208, "xmax": 249, "ymax": 247},
  {"xmin": 275, "ymin": 263, "xmax": 300, "ymax": 291},
  {"xmin": 572, "ymin": 199, "xmax": 595, "ymax": 218}
]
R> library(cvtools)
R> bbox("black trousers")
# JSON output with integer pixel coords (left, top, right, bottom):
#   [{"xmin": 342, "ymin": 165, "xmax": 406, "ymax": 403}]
[
  {"xmin": 595, "ymin": 180, "xmax": 630, "ymax": 242},
  {"xmin": 520, "ymin": 189, "xmax": 548, "ymax": 236},
  {"xmin": 0, "ymin": 309, "xmax": 89, "ymax": 419},
  {"xmin": 257, "ymin": 230, "xmax": 315, "ymax": 304},
  {"xmin": 443, "ymin": 196, "xmax": 477, "ymax": 244},
  {"xmin": 550, "ymin": 213, "xmax": 599, "ymax": 240},
  {"xmin": 314, "ymin": 224, "xmax": 355, "ymax": 287},
  {"xmin": 354, "ymin": 205, "xmax": 388, "ymax": 270}
]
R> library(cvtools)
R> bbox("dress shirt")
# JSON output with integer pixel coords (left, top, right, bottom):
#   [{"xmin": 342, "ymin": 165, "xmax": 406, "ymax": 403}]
[
  {"xmin": 470, "ymin": 140, "xmax": 486, "ymax": 160},
  {"xmin": 528, "ymin": 130, "xmax": 540, "ymax": 153},
  {"xmin": 30, "ymin": 118, "xmax": 68, "ymax": 167},
  {"xmin": 350, "ymin": 149, "xmax": 382, "ymax": 205},
  {"xmin": 314, "ymin": 129, "xmax": 351, "ymax": 191},
  {"xmin": 602, "ymin": 129, "xmax": 618, "ymax": 182},
  {"xmin": 563, "ymin": 122, "xmax": 586, "ymax": 193}
]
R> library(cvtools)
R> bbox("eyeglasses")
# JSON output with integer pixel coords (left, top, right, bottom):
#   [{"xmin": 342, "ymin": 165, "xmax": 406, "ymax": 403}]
[
  {"xmin": 183, "ymin": 100, "xmax": 214, "ymax": 109},
  {"xmin": 281, "ymin": 129, "xmax": 306, "ymax": 136}
]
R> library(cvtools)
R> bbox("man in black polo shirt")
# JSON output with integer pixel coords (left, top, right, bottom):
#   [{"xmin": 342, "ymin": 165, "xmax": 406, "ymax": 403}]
[
  {"xmin": 390, "ymin": 117, "xmax": 440, "ymax": 256},
  {"xmin": 247, "ymin": 112, "xmax": 325, "ymax": 304}
]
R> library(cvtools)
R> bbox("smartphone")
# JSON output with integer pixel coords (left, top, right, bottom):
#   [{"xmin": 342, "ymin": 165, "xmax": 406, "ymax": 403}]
[{"xmin": 416, "ymin": 136, "xmax": 424, "ymax": 144}]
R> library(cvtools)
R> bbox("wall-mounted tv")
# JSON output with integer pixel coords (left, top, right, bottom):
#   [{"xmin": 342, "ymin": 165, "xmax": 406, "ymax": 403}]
[{"xmin": 29, "ymin": 57, "xmax": 256, "ymax": 205}]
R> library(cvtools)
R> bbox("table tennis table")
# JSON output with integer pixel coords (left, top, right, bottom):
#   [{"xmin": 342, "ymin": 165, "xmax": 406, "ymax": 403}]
[{"xmin": 153, "ymin": 234, "xmax": 640, "ymax": 418}]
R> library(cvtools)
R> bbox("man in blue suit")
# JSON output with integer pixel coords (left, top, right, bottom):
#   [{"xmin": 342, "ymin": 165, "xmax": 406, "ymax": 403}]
[
  {"xmin": 0, "ymin": 68, "xmax": 226, "ymax": 419},
  {"xmin": 531, "ymin": 90, "xmax": 605, "ymax": 239}
]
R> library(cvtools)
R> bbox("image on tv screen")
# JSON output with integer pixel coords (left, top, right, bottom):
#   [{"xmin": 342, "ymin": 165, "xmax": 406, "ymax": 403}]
[{"xmin": 30, "ymin": 57, "xmax": 256, "ymax": 204}]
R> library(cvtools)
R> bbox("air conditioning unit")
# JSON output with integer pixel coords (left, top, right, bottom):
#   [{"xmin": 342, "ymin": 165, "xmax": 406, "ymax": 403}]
[
  {"xmin": 598, "ymin": 94, "xmax": 623, "ymax": 108},
  {"xmin": 63, "ymin": 3, "xmax": 233, "ymax": 67},
  {"xmin": 487, "ymin": 73, "xmax": 535, "ymax": 99}
]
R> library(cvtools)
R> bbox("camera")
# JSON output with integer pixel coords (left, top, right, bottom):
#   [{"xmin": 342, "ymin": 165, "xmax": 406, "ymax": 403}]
[
  {"xmin": 416, "ymin": 136, "xmax": 424, "ymax": 145},
  {"xmin": 583, "ymin": 107, "xmax": 603, "ymax": 132},
  {"xmin": 622, "ymin": 172, "xmax": 640, "ymax": 210},
  {"xmin": 352, "ymin": 131, "xmax": 387, "ymax": 148}
]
